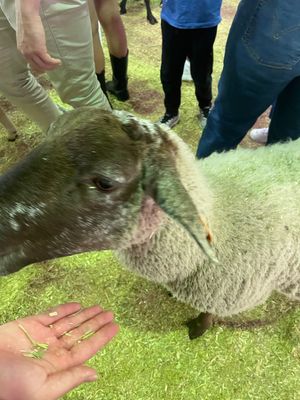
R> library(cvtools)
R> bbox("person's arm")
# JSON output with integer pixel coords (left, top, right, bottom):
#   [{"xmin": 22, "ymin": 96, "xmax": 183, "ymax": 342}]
[{"xmin": 15, "ymin": 0, "xmax": 61, "ymax": 72}]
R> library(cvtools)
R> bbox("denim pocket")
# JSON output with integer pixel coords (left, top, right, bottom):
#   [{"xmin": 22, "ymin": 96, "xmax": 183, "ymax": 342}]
[{"xmin": 242, "ymin": 0, "xmax": 300, "ymax": 70}]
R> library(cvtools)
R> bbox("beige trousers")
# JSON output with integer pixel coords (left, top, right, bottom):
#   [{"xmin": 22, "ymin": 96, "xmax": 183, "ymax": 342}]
[{"xmin": 0, "ymin": 0, "xmax": 110, "ymax": 132}]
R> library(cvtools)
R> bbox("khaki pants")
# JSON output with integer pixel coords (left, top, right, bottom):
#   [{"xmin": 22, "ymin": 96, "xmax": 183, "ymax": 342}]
[{"xmin": 0, "ymin": 0, "xmax": 110, "ymax": 132}]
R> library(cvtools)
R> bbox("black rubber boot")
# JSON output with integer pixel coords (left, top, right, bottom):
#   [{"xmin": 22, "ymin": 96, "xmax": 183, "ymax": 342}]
[
  {"xmin": 96, "ymin": 70, "xmax": 113, "ymax": 108},
  {"xmin": 106, "ymin": 52, "xmax": 129, "ymax": 101}
]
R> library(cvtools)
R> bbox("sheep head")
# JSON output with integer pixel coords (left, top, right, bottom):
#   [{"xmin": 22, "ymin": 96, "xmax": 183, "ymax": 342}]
[{"xmin": 0, "ymin": 108, "xmax": 216, "ymax": 275}]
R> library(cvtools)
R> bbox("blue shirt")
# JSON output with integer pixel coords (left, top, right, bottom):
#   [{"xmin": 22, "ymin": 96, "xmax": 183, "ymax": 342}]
[{"xmin": 161, "ymin": 0, "xmax": 222, "ymax": 29}]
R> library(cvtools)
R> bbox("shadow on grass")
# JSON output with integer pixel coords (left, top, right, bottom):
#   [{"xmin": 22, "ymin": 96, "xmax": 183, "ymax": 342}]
[
  {"xmin": 128, "ymin": 80, "xmax": 163, "ymax": 115},
  {"xmin": 113, "ymin": 273, "xmax": 300, "ymax": 340},
  {"xmin": 116, "ymin": 279, "xmax": 198, "ymax": 334}
]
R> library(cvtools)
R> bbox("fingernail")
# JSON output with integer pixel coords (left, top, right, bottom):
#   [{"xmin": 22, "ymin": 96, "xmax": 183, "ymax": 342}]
[{"xmin": 86, "ymin": 374, "xmax": 98, "ymax": 382}]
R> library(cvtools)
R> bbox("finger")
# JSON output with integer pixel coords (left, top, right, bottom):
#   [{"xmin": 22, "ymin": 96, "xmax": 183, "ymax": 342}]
[
  {"xmin": 58, "ymin": 310, "xmax": 114, "ymax": 349},
  {"xmin": 69, "ymin": 321, "xmax": 119, "ymax": 366},
  {"xmin": 43, "ymin": 321, "xmax": 118, "ymax": 372},
  {"xmin": 26, "ymin": 56, "xmax": 44, "ymax": 73},
  {"xmin": 51, "ymin": 305, "xmax": 104, "ymax": 337},
  {"xmin": 40, "ymin": 52, "xmax": 61, "ymax": 67},
  {"xmin": 38, "ymin": 366, "xmax": 98, "ymax": 400},
  {"xmin": 30, "ymin": 55, "xmax": 49, "ymax": 71},
  {"xmin": 31, "ymin": 303, "xmax": 82, "ymax": 325},
  {"xmin": 31, "ymin": 54, "xmax": 60, "ymax": 71}
]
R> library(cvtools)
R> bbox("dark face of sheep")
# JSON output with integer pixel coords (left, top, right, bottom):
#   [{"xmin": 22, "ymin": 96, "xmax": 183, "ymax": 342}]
[{"xmin": 0, "ymin": 108, "xmax": 216, "ymax": 275}]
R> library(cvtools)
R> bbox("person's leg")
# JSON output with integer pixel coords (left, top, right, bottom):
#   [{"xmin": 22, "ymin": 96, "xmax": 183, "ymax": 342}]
[
  {"xmin": 189, "ymin": 25, "xmax": 217, "ymax": 128},
  {"xmin": 40, "ymin": 0, "xmax": 111, "ymax": 110},
  {"xmin": 87, "ymin": 0, "xmax": 112, "ymax": 104},
  {"xmin": 0, "ymin": 6, "xmax": 61, "ymax": 132},
  {"xmin": 94, "ymin": 0, "xmax": 129, "ymax": 101},
  {"xmin": 196, "ymin": 0, "xmax": 300, "ymax": 158},
  {"xmin": 267, "ymin": 76, "xmax": 300, "ymax": 144},
  {"xmin": 189, "ymin": 26, "xmax": 217, "ymax": 111},
  {"xmin": 88, "ymin": 0, "xmax": 105, "ymax": 74},
  {"xmin": 160, "ymin": 20, "xmax": 187, "ymax": 117},
  {"xmin": 94, "ymin": 0, "xmax": 127, "ymax": 58}
]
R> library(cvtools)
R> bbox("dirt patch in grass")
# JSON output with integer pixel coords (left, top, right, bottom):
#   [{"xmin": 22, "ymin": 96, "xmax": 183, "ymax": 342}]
[{"xmin": 128, "ymin": 80, "xmax": 163, "ymax": 115}]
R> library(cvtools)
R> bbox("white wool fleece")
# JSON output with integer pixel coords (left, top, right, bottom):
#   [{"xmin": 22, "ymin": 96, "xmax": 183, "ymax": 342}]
[{"xmin": 118, "ymin": 133, "xmax": 300, "ymax": 317}]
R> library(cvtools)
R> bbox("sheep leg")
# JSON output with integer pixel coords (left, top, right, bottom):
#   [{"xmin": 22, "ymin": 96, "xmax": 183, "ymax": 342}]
[
  {"xmin": 119, "ymin": 0, "xmax": 127, "ymax": 14},
  {"xmin": 144, "ymin": 0, "xmax": 157, "ymax": 24},
  {"xmin": 0, "ymin": 107, "xmax": 18, "ymax": 141},
  {"xmin": 186, "ymin": 312, "xmax": 213, "ymax": 340}
]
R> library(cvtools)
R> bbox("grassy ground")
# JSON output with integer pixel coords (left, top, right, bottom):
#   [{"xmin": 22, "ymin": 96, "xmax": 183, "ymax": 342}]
[{"xmin": 0, "ymin": 1, "xmax": 300, "ymax": 399}]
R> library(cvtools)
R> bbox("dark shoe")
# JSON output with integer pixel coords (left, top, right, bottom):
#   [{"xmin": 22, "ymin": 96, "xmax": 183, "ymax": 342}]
[
  {"xmin": 157, "ymin": 113, "xmax": 180, "ymax": 128},
  {"xmin": 106, "ymin": 52, "xmax": 129, "ymax": 101}
]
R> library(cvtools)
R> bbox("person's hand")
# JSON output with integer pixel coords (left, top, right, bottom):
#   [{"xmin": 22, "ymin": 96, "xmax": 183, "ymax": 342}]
[
  {"xmin": 16, "ymin": 13, "xmax": 61, "ymax": 72},
  {"xmin": 0, "ymin": 303, "xmax": 119, "ymax": 400}
]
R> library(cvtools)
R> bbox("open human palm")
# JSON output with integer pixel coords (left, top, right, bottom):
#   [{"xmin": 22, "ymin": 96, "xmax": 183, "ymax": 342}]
[{"xmin": 0, "ymin": 303, "xmax": 119, "ymax": 400}]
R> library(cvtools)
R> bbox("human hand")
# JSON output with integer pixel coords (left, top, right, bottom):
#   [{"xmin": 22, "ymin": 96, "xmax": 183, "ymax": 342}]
[
  {"xmin": 16, "ymin": 13, "xmax": 61, "ymax": 72},
  {"xmin": 0, "ymin": 303, "xmax": 119, "ymax": 400}
]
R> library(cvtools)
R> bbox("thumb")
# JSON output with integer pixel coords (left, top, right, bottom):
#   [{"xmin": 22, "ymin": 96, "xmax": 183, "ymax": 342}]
[{"xmin": 40, "ymin": 366, "xmax": 98, "ymax": 400}]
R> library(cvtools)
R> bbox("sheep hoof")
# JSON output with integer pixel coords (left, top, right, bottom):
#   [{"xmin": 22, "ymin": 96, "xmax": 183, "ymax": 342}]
[
  {"xmin": 7, "ymin": 131, "xmax": 18, "ymax": 142},
  {"xmin": 119, "ymin": 5, "xmax": 126, "ymax": 14},
  {"xmin": 186, "ymin": 312, "xmax": 213, "ymax": 340},
  {"xmin": 147, "ymin": 15, "xmax": 158, "ymax": 25}
]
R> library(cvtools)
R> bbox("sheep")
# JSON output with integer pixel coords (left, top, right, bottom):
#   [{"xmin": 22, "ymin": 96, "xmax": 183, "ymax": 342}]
[{"xmin": 0, "ymin": 107, "xmax": 299, "ymax": 339}]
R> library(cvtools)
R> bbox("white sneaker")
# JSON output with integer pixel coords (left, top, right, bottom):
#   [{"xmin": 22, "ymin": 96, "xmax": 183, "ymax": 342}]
[
  {"xmin": 182, "ymin": 60, "xmax": 192, "ymax": 82},
  {"xmin": 158, "ymin": 113, "xmax": 180, "ymax": 128},
  {"xmin": 198, "ymin": 107, "xmax": 210, "ymax": 129},
  {"xmin": 249, "ymin": 127, "xmax": 269, "ymax": 144}
]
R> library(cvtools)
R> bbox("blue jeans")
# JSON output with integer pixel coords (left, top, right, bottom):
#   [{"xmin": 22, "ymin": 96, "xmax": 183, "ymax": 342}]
[{"xmin": 196, "ymin": 0, "xmax": 300, "ymax": 158}]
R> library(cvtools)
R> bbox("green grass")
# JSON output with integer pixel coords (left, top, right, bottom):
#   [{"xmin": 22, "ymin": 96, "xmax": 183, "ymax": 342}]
[
  {"xmin": 1, "ymin": 252, "xmax": 300, "ymax": 400},
  {"xmin": 0, "ymin": 1, "xmax": 300, "ymax": 399}
]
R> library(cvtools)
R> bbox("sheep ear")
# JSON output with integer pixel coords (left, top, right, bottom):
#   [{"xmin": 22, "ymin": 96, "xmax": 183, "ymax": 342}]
[{"xmin": 142, "ymin": 157, "xmax": 218, "ymax": 264}]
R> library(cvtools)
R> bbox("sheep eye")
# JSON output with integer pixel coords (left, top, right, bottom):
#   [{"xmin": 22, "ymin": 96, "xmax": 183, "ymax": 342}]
[{"xmin": 93, "ymin": 177, "xmax": 115, "ymax": 192}]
